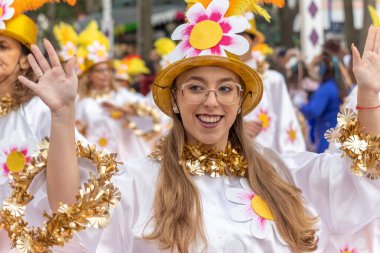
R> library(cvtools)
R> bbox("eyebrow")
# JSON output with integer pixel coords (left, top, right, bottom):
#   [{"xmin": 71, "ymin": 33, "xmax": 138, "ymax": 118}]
[{"xmin": 184, "ymin": 76, "xmax": 239, "ymax": 84}]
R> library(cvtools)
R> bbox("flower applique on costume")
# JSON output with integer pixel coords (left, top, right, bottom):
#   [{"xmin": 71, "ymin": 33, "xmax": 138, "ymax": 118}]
[
  {"xmin": 286, "ymin": 122, "xmax": 298, "ymax": 144},
  {"xmin": 0, "ymin": 0, "xmax": 15, "ymax": 29},
  {"xmin": 225, "ymin": 178, "xmax": 286, "ymax": 244},
  {"xmin": 339, "ymin": 239, "xmax": 368, "ymax": 253},
  {"xmin": 0, "ymin": 133, "xmax": 37, "ymax": 186},
  {"xmin": 256, "ymin": 108, "xmax": 271, "ymax": 131}
]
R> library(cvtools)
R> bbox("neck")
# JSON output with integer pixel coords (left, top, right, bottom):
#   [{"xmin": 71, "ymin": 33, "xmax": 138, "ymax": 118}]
[
  {"xmin": 186, "ymin": 136, "xmax": 228, "ymax": 152},
  {"xmin": 0, "ymin": 75, "xmax": 17, "ymax": 97}
]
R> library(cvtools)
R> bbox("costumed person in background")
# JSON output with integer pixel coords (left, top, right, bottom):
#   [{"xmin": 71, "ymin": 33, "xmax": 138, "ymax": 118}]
[
  {"xmin": 27, "ymin": 0, "xmax": 380, "ymax": 252},
  {"xmin": 299, "ymin": 41, "xmax": 350, "ymax": 153},
  {"xmin": 124, "ymin": 54, "xmax": 152, "ymax": 95},
  {"xmin": 114, "ymin": 58, "xmax": 132, "ymax": 88},
  {"xmin": 0, "ymin": 1, "xmax": 120, "ymax": 252},
  {"xmin": 56, "ymin": 21, "xmax": 160, "ymax": 161},
  {"xmin": 241, "ymin": 12, "xmax": 306, "ymax": 153}
]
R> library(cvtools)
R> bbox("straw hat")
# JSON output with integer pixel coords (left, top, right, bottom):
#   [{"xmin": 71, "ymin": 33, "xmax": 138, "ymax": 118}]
[
  {"xmin": 153, "ymin": 0, "xmax": 284, "ymax": 117},
  {"xmin": 0, "ymin": 0, "xmax": 76, "ymax": 48}
]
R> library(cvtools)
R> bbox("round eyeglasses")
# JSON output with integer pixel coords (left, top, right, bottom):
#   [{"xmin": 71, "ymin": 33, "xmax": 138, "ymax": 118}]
[{"xmin": 178, "ymin": 83, "xmax": 243, "ymax": 105}]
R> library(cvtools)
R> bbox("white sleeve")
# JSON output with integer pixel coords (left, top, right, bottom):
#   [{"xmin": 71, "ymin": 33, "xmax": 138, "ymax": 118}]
[{"xmin": 282, "ymin": 151, "xmax": 380, "ymax": 234}]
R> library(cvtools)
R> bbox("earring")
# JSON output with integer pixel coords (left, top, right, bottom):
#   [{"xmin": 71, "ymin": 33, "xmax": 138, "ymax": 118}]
[
  {"xmin": 173, "ymin": 107, "xmax": 179, "ymax": 113},
  {"xmin": 237, "ymin": 108, "xmax": 242, "ymax": 114}
]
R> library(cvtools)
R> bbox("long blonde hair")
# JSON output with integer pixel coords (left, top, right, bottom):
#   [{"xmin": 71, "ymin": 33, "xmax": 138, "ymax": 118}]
[{"xmin": 146, "ymin": 110, "xmax": 318, "ymax": 252}]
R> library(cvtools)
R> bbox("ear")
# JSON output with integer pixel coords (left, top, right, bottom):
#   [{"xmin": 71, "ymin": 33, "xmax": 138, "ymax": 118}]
[{"xmin": 19, "ymin": 54, "xmax": 30, "ymax": 70}]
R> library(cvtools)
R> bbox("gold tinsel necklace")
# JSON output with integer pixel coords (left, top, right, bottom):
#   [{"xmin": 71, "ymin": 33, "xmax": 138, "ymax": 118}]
[
  {"xmin": 0, "ymin": 94, "xmax": 18, "ymax": 117},
  {"xmin": 180, "ymin": 143, "xmax": 248, "ymax": 177}
]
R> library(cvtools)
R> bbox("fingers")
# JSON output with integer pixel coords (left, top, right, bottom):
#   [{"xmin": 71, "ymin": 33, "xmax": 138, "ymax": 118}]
[
  {"xmin": 28, "ymin": 54, "xmax": 44, "ymax": 78},
  {"xmin": 351, "ymin": 43, "xmax": 361, "ymax": 68},
  {"xmin": 373, "ymin": 27, "xmax": 380, "ymax": 54},
  {"xmin": 44, "ymin": 39, "xmax": 62, "ymax": 68},
  {"xmin": 63, "ymin": 57, "xmax": 77, "ymax": 79},
  {"xmin": 18, "ymin": 76, "xmax": 38, "ymax": 93},
  {"xmin": 363, "ymin": 26, "xmax": 376, "ymax": 53},
  {"xmin": 30, "ymin": 45, "xmax": 51, "ymax": 72}
]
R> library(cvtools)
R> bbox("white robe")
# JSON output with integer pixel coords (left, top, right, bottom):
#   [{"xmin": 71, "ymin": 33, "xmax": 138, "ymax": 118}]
[
  {"xmin": 244, "ymin": 64, "xmax": 306, "ymax": 153},
  {"xmin": 0, "ymin": 97, "xmax": 96, "ymax": 252},
  {"xmin": 75, "ymin": 88, "xmax": 152, "ymax": 162}
]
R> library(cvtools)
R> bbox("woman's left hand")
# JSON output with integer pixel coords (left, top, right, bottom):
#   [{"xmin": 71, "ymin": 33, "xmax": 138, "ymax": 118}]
[
  {"xmin": 18, "ymin": 39, "xmax": 78, "ymax": 114},
  {"xmin": 352, "ymin": 26, "xmax": 380, "ymax": 94}
]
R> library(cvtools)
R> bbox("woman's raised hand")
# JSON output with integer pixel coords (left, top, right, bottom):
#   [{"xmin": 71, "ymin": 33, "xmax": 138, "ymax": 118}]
[
  {"xmin": 18, "ymin": 39, "xmax": 78, "ymax": 114},
  {"xmin": 352, "ymin": 26, "xmax": 380, "ymax": 95}
]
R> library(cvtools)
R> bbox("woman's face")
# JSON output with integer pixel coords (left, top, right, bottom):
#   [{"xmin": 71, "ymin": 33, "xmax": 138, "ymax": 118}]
[
  {"xmin": 0, "ymin": 35, "xmax": 29, "ymax": 83},
  {"xmin": 89, "ymin": 62, "xmax": 114, "ymax": 90},
  {"xmin": 174, "ymin": 66, "xmax": 242, "ymax": 150}
]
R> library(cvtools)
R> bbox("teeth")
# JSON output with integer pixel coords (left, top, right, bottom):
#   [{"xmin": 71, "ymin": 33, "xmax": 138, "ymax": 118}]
[{"xmin": 198, "ymin": 115, "xmax": 222, "ymax": 123}]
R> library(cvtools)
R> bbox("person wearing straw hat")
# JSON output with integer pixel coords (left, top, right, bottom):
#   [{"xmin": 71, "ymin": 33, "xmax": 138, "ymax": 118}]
[
  {"xmin": 0, "ymin": 0, "xmax": 108, "ymax": 252},
  {"xmin": 66, "ymin": 21, "xmax": 159, "ymax": 162},
  {"xmin": 15, "ymin": 0, "xmax": 380, "ymax": 252},
  {"xmin": 241, "ymin": 12, "xmax": 306, "ymax": 153}
]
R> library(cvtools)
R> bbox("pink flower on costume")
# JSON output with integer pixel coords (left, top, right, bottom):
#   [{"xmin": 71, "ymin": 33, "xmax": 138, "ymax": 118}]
[
  {"xmin": 255, "ymin": 108, "xmax": 271, "ymax": 131},
  {"xmin": 0, "ymin": 0, "xmax": 15, "ymax": 30},
  {"xmin": 225, "ymin": 178, "xmax": 286, "ymax": 244},
  {"xmin": 169, "ymin": 0, "xmax": 249, "ymax": 63}
]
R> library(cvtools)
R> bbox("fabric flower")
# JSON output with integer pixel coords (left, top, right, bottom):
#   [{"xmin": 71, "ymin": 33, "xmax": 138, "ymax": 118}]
[
  {"xmin": 0, "ymin": 134, "xmax": 37, "ymax": 186},
  {"xmin": 59, "ymin": 41, "xmax": 77, "ymax": 61},
  {"xmin": 339, "ymin": 239, "xmax": 368, "ymax": 253},
  {"xmin": 88, "ymin": 129, "xmax": 116, "ymax": 152},
  {"xmin": 337, "ymin": 108, "xmax": 356, "ymax": 128},
  {"xmin": 256, "ymin": 108, "xmax": 271, "ymax": 131},
  {"xmin": 169, "ymin": 0, "xmax": 249, "ymax": 63},
  {"xmin": 286, "ymin": 123, "xmax": 298, "ymax": 143},
  {"xmin": 87, "ymin": 41, "xmax": 109, "ymax": 63},
  {"xmin": 0, "ymin": 0, "xmax": 15, "ymax": 30},
  {"xmin": 225, "ymin": 178, "xmax": 286, "ymax": 244},
  {"xmin": 343, "ymin": 135, "xmax": 368, "ymax": 155},
  {"xmin": 324, "ymin": 127, "xmax": 342, "ymax": 144}
]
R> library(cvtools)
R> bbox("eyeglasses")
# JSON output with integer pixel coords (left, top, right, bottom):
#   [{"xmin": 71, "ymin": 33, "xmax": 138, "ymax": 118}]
[
  {"xmin": 178, "ymin": 83, "xmax": 243, "ymax": 105},
  {"xmin": 91, "ymin": 68, "xmax": 114, "ymax": 74}
]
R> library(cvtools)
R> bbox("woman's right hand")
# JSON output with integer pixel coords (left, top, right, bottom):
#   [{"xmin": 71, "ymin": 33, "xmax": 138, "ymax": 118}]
[{"xmin": 18, "ymin": 39, "xmax": 78, "ymax": 115}]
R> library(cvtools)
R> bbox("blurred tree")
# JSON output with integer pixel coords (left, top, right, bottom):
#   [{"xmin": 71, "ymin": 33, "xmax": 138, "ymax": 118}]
[
  {"xmin": 343, "ymin": 0, "xmax": 358, "ymax": 50},
  {"xmin": 278, "ymin": 1, "xmax": 299, "ymax": 48},
  {"xmin": 360, "ymin": 0, "xmax": 376, "ymax": 50}
]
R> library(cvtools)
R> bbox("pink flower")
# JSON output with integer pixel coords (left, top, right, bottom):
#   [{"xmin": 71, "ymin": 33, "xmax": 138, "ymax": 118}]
[
  {"xmin": 168, "ymin": 0, "xmax": 249, "ymax": 63},
  {"xmin": 0, "ymin": 0, "xmax": 15, "ymax": 30}
]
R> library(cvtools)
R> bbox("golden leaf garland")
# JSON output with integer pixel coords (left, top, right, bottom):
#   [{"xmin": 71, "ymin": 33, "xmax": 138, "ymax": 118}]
[
  {"xmin": 325, "ymin": 108, "xmax": 380, "ymax": 179},
  {"xmin": 123, "ymin": 102, "xmax": 163, "ymax": 140},
  {"xmin": 0, "ymin": 139, "xmax": 121, "ymax": 253},
  {"xmin": 0, "ymin": 94, "xmax": 18, "ymax": 117},
  {"xmin": 150, "ymin": 139, "xmax": 248, "ymax": 177}
]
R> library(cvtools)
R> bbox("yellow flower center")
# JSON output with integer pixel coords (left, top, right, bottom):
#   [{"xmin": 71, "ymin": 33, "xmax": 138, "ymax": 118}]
[
  {"xmin": 251, "ymin": 195, "xmax": 274, "ymax": 220},
  {"xmin": 67, "ymin": 48, "xmax": 75, "ymax": 56},
  {"xmin": 189, "ymin": 20, "xmax": 223, "ymax": 50},
  {"xmin": 0, "ymin": 8, "xmax": 3, "ymax": 18},
  {"xmin": 288, "ymin": 129, "xmax": 297, "ymax": 141},
  {"xmin": 342, "ymin": 251, "xmax": 353, "ymax": 253},
  {"xmin": 98, "ymin": 137, "xmax": 108, "ymax": 147},
  {"xmin": 258, "ymin": 113, "xmax": 270, "ymax": 129},
  {"xmin": 110, "ymin": 110, "xmax": 123, "ymax": 119},
  {"xmin": 6, "ymin": 151, "xmax": 26, "ymax": 173},
  {"xmin": 96, "ymin": 49, "xmax": 106, "ymax": 58}
]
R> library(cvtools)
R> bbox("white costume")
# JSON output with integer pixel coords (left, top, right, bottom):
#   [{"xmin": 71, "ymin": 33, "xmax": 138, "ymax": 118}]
[
  {"xmin": 75, "ymin": 88, "xmax": 152, "ymax": 162},
  {"xmin": 0, "ymin": 97, "xmax": 94, "ymax": 252},
  {"xmin": 244, "ymin": 63, "xmax": 306, "ymax": 153},
  {"xmin": 13, "ymin": 145, "xmax": 380, "ymax": 252}
]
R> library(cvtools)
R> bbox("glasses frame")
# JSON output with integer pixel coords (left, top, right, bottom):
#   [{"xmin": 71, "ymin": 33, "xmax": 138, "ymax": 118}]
[{"xmin": 177, "ymin": 82, "xmax": 243, "ymax": 105}]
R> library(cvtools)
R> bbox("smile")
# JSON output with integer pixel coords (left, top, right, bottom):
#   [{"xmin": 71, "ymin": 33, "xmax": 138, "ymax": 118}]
[{"xmin": 196, "ymin": 114, "xmax": 223, "ymax": 128}]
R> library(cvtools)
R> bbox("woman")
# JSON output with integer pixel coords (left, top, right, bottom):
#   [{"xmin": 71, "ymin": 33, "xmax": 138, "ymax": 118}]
[
  {"xmin": 0, "ymin": 1, "xmax": 96, "ymax": 252},
  {"xmin": 14, "ymin": 0, "xmax": 380, "ymax": 252},
  {"xmin": 300, "ymin": 42, "xmax": 351, "ymax": 153},
  {"xmin": 70, "ymin": 21, "xmax": 158, "ymax": 161}
]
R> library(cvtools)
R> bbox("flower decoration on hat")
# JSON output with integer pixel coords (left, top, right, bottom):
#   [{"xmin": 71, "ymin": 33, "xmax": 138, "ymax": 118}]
[
  {"xmin": 123, "ymin": 55, "xmax": 150, "ymax": 76},
  {"xmin": 0, "ymin": 0, "xmax": 76, "ymax": 30},
  {"xmin": 114, "ymin": 59, "xmax": 130, "ymax": 81},
  {"xmin": 169, "ymin": 0, "xmax": 284, "ymax": 64},
  {"xmin": 53, "ymin": 22, "xmax": 78, "ymax": 61}
]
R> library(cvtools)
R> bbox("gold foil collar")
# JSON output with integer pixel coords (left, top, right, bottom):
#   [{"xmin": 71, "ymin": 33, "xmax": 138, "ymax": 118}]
[{"xmin": 0, "ymin": 94, "xmax": 18, "ymax": 117}]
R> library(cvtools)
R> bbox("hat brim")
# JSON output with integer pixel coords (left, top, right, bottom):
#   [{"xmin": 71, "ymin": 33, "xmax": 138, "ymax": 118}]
[{"xmin": 153, "ymin": 56, "xmax": 263, "ymax": 117}]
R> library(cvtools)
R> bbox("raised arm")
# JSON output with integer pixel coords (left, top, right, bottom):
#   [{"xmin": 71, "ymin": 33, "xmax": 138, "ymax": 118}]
[
  {"xmin": 18, "ymin": 39, "xmax": 79, "ymax": 211},
  {"xmin": 352, "ymin": 26, "xmax": 380, "ymax": 135}
]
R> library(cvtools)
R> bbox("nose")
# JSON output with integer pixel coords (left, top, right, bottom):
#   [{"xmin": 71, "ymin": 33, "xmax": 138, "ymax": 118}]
[{"xmin": 203, "ymin": 90, "xmax": 218, "ymax": 108}]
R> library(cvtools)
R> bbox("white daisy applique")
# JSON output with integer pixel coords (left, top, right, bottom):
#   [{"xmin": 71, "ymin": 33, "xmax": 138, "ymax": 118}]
[{"xmin": 225, "ymin": 178, "xmax": 286, "ymax": 244}]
